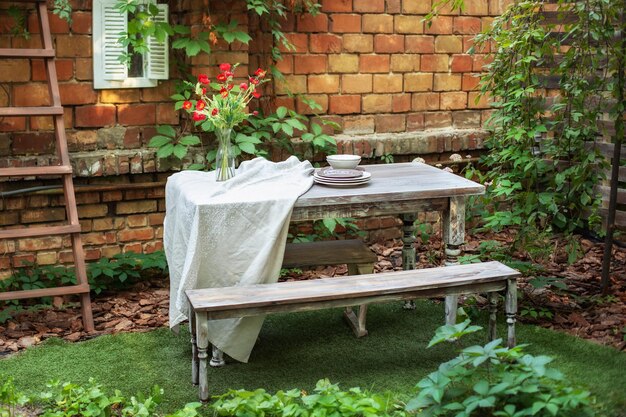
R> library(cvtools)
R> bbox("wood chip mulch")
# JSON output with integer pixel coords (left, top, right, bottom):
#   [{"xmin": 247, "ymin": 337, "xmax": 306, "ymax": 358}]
[{"xmin": 1, "ymin": 232, "xmax": 624, "ymax": 357}]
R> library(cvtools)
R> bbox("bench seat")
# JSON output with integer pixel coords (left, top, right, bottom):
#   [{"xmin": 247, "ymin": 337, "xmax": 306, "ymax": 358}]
[{"xmin": 186, "ymin": 261, "xmax": 520, "ymax": 401}]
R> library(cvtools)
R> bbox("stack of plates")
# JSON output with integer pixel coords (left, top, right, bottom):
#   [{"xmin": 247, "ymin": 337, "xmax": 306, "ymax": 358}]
[{"xmin": 313, "ymin": 168, "xmax": 371, "ymax": 187}]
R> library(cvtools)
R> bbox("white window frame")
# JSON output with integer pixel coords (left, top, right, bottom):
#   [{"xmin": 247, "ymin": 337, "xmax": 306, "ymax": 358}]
[{"xmin": 93, "ymin": 0, "xmax": 169, "ymax": 89}]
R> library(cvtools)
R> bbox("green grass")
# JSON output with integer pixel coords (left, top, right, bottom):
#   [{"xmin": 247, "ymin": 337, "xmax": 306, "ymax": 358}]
[{"xmin": 1, "ymin": 301, "xmax": 625, "ymax": 415}]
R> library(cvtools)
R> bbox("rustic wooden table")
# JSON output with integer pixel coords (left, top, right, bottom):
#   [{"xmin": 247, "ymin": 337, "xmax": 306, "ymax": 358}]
[{"xmin": 292, "ymin": 161, "xmax": 485, "ymax": 325}]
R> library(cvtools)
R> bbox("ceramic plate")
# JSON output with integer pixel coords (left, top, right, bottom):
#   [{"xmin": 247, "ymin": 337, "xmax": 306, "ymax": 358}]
[
  {"xmin": 313, "ymin": 171, "xmax": 371, "ymax": 182},
  {"xmin": 316, "ymin": 168, "xmax": 364, "ymax": 179}
]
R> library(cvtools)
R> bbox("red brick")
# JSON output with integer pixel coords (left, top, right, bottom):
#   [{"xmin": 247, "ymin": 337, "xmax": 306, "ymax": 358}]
[
  {"xmin": 321, "ymin": 0, "xmax": 352, "ymax": 12},
  {"xmin": 424, "ymin": 111, "xmax": 452, "ymax": 128},
  {"xmin": 71, "ymin": 12, "xmax": 92, "ymax": 34},
  {"xmin": 374, "ymin": 34, "xmax": 404, "ymax": 53},
  {"xmin": 412, "ymin": 92, "xmax": 440, "ymax": 111},
  {"xmin": 75, "ymin": 105, "xmax": 116, "ymax": 127},
  {"xmin": 118, "ymin": 227, "xmax": 154, "ymax": 242},
  {"xmin": 329, "ymin": 95, "xmax": 361, "ymax": 114},
  {"xmin": 116, "ymin": 200, "xmax": 157, "ymax": 214},
  {"xmin": 308, "ymin": 75, "xmax": 340, "ymax": 93},
  {"xmin": 472, "ymin": 54, "xmax": 492, "ymax": 71},
  {"xmin": 0, "ymin": 117, "xmax": 26, "ymax": 132},
  {"xmin": 342, "ymin": 34, "xmax": 373, "ymax": 53},
  {"xmin": 143, "ymin": 241, "xmax": 164, "ymax": 253},
  {"xmin": 434, "ymin": 35, "xmax": 463, "ymax": 53},
  {"xmin": 362, "ymin": 94, "xmax": 392, "ymax": 113},
  {"xmin": 394, "ymin": 15, "xmax": 424, "ymax": 34},
  {"xmin": 12, "ymin": 132, "xmax": 55, "ymax": 154},
  {"xmin": 118, "ymin": 104, "xmax": 157, "ymax": 125},
  {"xmin": 78, "ymin": 204, "xmax": 109, "ymax": 218},
  {"xmin": 157, "ymin": 103, "xmax": 180, "ymax": 125},
  {"xmin": 297, "ymin": 13, "xmax": 328, "ymax": 32},
  {"xmin": 59, "ymin": 83, "xmax": 97, "ymax": 105},
  {"xmin": 390, "ymin": 54, "xmax": 419, "ymax": 72},
  {"xmin": 21, "ymin": 207, "xmax": 66, "ymax": 223},
  {"xmin": 425, "ymin": 16, "xmax": 453, "ymax": 34},
  {"xmin": 30, "ymin": 116, "xmax": 54, "ymax": 130},
  {"xmin": 75, "ymin": 58, "xmax": 93, "ymax": 80},
  {"xmin": 375, "ymin": 114, "xmax": 406, "ymax": 133},
  {"xmin": 127, "ymin": 214, "xmax": 148, "ymax": 228},
  {"xmin": 406, "ymin": 35, "xmax": 434, "ymax": 53},
  {"xmin": 421, "ymin": 55, "xmax": 449, "ymax": 72},
  {"xmin": 468, "ymin": 91, "xmax": 490, "ymax": 109},
  {"xmin": 359, "ymin": 55, "xmax": 390, "ymax": 73},
  {"xmin": 434, "ymin": 73, "xmax": 462, "ymax": 91},
  {"xmin": 440, "ymin": 92, "xmax": 468, "ymax": 110},
  {"xmin": 373, "ymin": 74, "xmax": 403, "ymax": 93},
  {"xmin": 294, "ymin": 55, "xmax": 327, "ymax": 74},
  {"xmin": 18, "ymin": 237, "xmax": 63, "ymax": 251},
  {"xmin": 402, "ymin": 0, "xmax": 431, "ymax": 14},
  {"xmin": 407, "ymin": 112, "xmax": 425, "ymax": 131},
  {"xmin": 451, "ymin": 55, "xmax": 472, "ymax": 72},
  {"xmin": 148, "ymin": 213, "xmax": 165, "ymax": 226},
  {"xmin": 328, "ymin": 54, "xmax": 359, "ymax": 73},
  {"xmin": 310, "ymin": 34, "xmax": 342, "ymax": 53},
  {"xmin": 462, "ymin": 73, "xmax": 481, "ymax": 91},
  {"xmin": 386, "ymin": 0, "xmax": 401, "ymax": 13},
  {"xmin": 453, "ymin": 16, "xmax": 481, "ymax": 34},
  {"xmin": 101, "ymin": 89, "xmax": 141, "ymax": 104},
  {"xmin": 331, "ymin": 14, "xmax": 362, "ymax": 33},
  {"xmin": 342, "ymin": 74, "xmax": 373, "ymax": 93},
  {"xmin": 405, "ymin": 73, "xmax": 433, "ymax": 92},
  {"xmin": 362, "ymin": 14, "xmax": 393, "ymax": 33},
  {"xmin": 275, "ymin": 56, "xmax": 293, "ymax": 74},
  {"xmin": 275, "ymin": 96, "xmax": 296, "ymax": 111},
  {"xmin": 142, "ymin": 81, "xmax": 175, "ymax": 102},
  {"xmin": 29, "ymin": 12, "xmax": 69, "ymax": 34},
  {"xmin": 31, "ymin": 59, "xmax": 74, "ymax": 81},
  {"xmin": 0, "ymin": 59, "xmax": 30, "ymax": 82},
  {"xmin": 296, "ymin": 94, "xmax": 328, "ymax": 114},
  {"xmin": 13, "ymin": 84, "xmax": 50, "ymax": 106},
  {"xmin": 55, "ymin": 35, "xmax": 91, "ymax": 57},
  {"xmin": 354, "ymin": 0, "xmax": 385, "ymax": 12},
  {"xmin": 13, "ymin": 254, "xmax": 35, "ymax": 267},
  {"xmin": 280, "ymin": 33, "xmax": 308, "ymax": 53},
  {"xmin": 392, "ymin": 94, "xmax": 411, "ymax": 112}
]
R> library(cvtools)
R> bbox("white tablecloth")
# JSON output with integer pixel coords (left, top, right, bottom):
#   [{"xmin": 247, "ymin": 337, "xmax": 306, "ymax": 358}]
[{"xmin": 164, "ymin": 156, "xmax": 314, "ymax": 363}]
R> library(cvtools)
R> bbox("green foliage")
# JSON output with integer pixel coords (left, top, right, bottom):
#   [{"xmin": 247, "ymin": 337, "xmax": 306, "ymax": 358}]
[
  {"xmin": 468, "ymin": 0, "xmax": 617, "ymax": 237},
  {"xmin": 7, "ymin": 6, "xmax": 29, "ymax": 39},
  {"xmin": 51, "ymin": 0, "xmax": 72, "ymax": 25},
  {"xmin": 406, "ymin": 323, "xmax": 595, "ymax": 417},
  {"xmin": 0, "ymin": 251, "xmax": 168, "ymax": 305},
  {"xmin": 290, "ymin": 218, "xmax": 363, "ymax": 243},
  {"xmin": 0, "ymin": 376, "xmax": 27, "ymax": 417},
  {"xmin": 212, "ymin": 378, "xmax": 401, "ymax": 417}
]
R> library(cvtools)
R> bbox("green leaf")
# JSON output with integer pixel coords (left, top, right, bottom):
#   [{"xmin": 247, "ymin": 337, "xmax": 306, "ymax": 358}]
[
  {"xmin": 148, "ymin": 135, "xmax": 172, "ymax": 148},
  {"xmin": 276, "ymin": 107, "xmax": 288, "ymax": 119},
  {"xmin": 179, "ymin": 135, "xmax": 201, "ymax": 146},
  {"xmin": 156, "ymin": 125, "xmax": 176, "ymax": 137}
]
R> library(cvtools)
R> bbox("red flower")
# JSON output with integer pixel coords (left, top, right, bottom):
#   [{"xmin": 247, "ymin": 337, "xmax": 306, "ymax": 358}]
[
  {"xmin": 196, "ymin": 101, "xmax": 206, "ymax": 110},
  {"xmin": 201, "ymin": 87, "xmax": 207, "ymax": 95},
  {"xmin": 182, "ymin": 101, "xmax": 193, "ymax": 110},
  {"xmin": 252, "ymin": 110, "xmax": 259, "ymax": 116},
  {"xmin": 212, "ymin": 108, "xmax": 219, "ymax": 116},
  {"xmin": 253, "ymin": 91, "xmax": 261, "ymax": 99},
  {"xmin": 254, "ymin": 68, "xmax": 266, "ymax": 78},
  {"xmin": 192, "ymin": 112, "xmax": 206, "ymax": 121},
  {"xmin": 198, "ymin": 74, "xmax": 210, "ymax": 84},
  {"xmin": 217, "ymin": 73, "xmax": 227, "ymax": 82},
  {"xmin": 219, "ymin": 63, "xmax": 231, "ymax": 72},
  {"xmin": 239, "ymin": 82, "xmax": 248, "ymax": 90},
  {"xmin": 249, "ymin": 77, "xmax": 259, "ymax": 85},
  {"xmin": 220, "ymin": 88, "xmax": 229, "ymax": 98},
  {"xmin": 224, "ymin": 71, "xmax": 234, "ymax": 78}
]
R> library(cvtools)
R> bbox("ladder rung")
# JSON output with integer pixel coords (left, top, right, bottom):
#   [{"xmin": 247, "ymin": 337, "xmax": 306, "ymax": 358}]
[
  {"xmin": 0, "ymin": 224, "xmax": 81, "ymax": 239},
  {"xmin": 0, "ymin": 106, "xmax": 63, "ymax": 116},
  {"xmin": 0, "ymin": 166, "xmax": 73, "ymax": 177},
  {"xmin": 0, "ymin": 48, "xmax": 55, "ymax": 58},
  {"xmin": 0, "ymin": 284, "xmax": 90, "ymax": 301}
]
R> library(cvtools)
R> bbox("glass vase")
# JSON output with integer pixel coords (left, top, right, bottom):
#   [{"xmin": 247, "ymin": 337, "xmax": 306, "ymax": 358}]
[{"xmin": 215, "ymin": 127, "xmax": 235, "ymax": 181}]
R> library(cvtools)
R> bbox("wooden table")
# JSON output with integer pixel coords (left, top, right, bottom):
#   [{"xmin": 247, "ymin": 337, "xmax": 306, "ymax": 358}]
[{"xmin": 291, "ymin": 162, "xmax": 485, "ymax": 325}]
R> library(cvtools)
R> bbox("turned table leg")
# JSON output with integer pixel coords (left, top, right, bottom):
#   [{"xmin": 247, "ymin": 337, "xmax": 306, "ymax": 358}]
[
  {"xmin": 190, "ymin": 311, "xmax": 198, "ymax": 385},
  {"xmin": 195, "ymin": 311, "xmax": 210, "ymax": 402},
  {"xmin": 443, "ymin": 196, "xmax": 465, "ymax": 325},
  {"xmin": 210, "ymin": 346, "xmax": 226, "ymax": 367},
  {"xmin": 488, "ymin": 292, "xmax": 498, "ymax": 341},
  {"xmin": 344, "ymin": 263, "xmax": 373, "ymax": 337},
  {"xmin": 402, "ymin": 213, "xmax": 417, "ymax": 310},
  {"xmin": 506, "ymin": 278, "xmax": 517, "ymax": 348}
]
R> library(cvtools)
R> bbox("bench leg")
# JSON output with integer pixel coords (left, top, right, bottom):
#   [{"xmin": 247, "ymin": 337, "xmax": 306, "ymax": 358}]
[
  {"xmin": 443, "ymin": 196, "xmax": 465, "ymax": 325},
  {"xmin": 195, "ymin": 311, "xmax": 210, "ymax": 402},
  {"xmin": 210, "ymin": 346, "xmax": 226, "ymax": 367},
  {"xmin": 488, "ymin": 292, "xmax": 498, "ymax": 341},
  {"xmin": 190, "ymin": 311, "xmax": 198, "ymax": 385},
  {"xmin": 506, "ymin": 278, "xmax": 517, "ymax": 348},
  {"xmin": 401, "ymin": 213, "xmax": 417, "ymax": 310},
  {"xmin": 345, "ymin": 263, "xmax": 373, "ymax": 337}
]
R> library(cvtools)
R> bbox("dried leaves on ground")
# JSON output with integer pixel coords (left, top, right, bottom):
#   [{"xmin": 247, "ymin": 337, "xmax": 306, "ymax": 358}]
[{"xmin": 1, "ymin": 232, "xmax": 624, "ymax": 356}]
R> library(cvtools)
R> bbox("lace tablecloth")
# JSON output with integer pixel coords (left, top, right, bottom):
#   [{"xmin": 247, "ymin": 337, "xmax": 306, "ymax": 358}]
[{"xmin": 164, "ymin": 156, "xmax": 314, "ymax": 362}]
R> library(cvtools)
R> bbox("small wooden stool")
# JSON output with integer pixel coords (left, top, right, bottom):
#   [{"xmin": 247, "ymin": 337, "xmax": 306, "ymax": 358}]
[{"xmin": 283, "ymin": 239, "xmax": 377, "ymax": 337}]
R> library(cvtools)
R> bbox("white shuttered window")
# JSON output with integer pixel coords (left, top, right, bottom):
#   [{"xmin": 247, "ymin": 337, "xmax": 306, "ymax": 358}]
[{"xmin": 93, "ymin": 0, "xmax": 169, "ymax": 89}]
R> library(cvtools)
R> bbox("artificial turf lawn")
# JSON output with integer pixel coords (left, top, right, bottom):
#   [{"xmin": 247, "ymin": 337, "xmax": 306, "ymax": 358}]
[{"xmin": 1, "ymin": 301, "xmax": 625, "ymax": 415}]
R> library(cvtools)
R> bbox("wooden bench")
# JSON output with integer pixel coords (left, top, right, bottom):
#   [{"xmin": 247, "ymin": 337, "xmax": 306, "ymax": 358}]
[
  {"xmin": 283, "ymin": 239, "xmax": 377, "ymax": 338},
  {"xmin": 186, "ymin": 261, "xmax": 520, "ymax": 401}
]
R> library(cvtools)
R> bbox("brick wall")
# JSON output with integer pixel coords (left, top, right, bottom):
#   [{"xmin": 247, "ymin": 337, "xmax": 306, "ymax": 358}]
[{"xmin": 0, "ymin": 0, "xmax": 506, "ymax": 278}]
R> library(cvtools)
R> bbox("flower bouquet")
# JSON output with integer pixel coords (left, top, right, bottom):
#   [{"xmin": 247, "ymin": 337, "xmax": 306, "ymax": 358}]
[{"xmin": 181, "ymin": 63, "xmax": 268, "ymax": 181}]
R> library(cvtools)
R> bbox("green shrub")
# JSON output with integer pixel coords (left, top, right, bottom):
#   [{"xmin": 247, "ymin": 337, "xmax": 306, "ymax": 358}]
[{"xmin": 406, "ymin": 321, "xmax": 595, "ymax": 417}]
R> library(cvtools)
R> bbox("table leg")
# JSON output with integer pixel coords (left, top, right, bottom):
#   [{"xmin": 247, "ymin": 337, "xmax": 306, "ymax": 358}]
[
  {"xmin": 401, "ymin": 213, "xmax": 417, "ymax": 310},
  {"xmin": 210, "ymin": 346, "xmax": 226, "ymax": 367},
  {"xmin": 189, "ymin": 311, "xmax": 198, "ymax": 385},
  {"xmin": 195, "ymin": 311, "xmax": 210, "ymax": 402},
  {"xmin": 506, "ymin": 278, "xmax": 517, "ymax": 348},
  {"xmin": 344, "ymin": 263, "xmax": 373, "ymax": 337},
  {"xmin": 443, "ymin": 196, "xmax": 465, "ymax": 325},
  {"xmin": 488, "ymin": 292, "xmax": 498, "ymax": 341}
]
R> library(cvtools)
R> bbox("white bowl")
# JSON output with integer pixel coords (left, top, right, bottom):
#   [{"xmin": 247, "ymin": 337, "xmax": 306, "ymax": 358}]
[{"xmin": 326, "ymin": 154, "xmax": 361, "ymax": 169}]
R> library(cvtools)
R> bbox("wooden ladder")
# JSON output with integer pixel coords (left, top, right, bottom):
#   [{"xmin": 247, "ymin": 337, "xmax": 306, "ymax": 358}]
[{"xmin": 0, "ymin": 0, "xmax": 94, "ymax": 332}]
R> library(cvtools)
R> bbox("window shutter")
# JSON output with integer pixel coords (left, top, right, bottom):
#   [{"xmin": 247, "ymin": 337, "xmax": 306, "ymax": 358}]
[
  {"xmin": 94, "ymin": 0, "xmax": 128, "ymax": 81},
  {"xmin": 147, "ymin": 4, "xmax": 169, "ymax": 80}
]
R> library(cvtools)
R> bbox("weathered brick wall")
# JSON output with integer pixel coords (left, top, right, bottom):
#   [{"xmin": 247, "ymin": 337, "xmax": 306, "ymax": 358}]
[{"xmin": 0, "ymin": 0, "xmax": 506, "ymax": 278}]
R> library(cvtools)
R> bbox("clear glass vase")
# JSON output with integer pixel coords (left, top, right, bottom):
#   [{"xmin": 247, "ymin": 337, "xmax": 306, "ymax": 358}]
[{"xmin": 215, "ymin": 127, "xmax": 235, "ymax": 181}]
